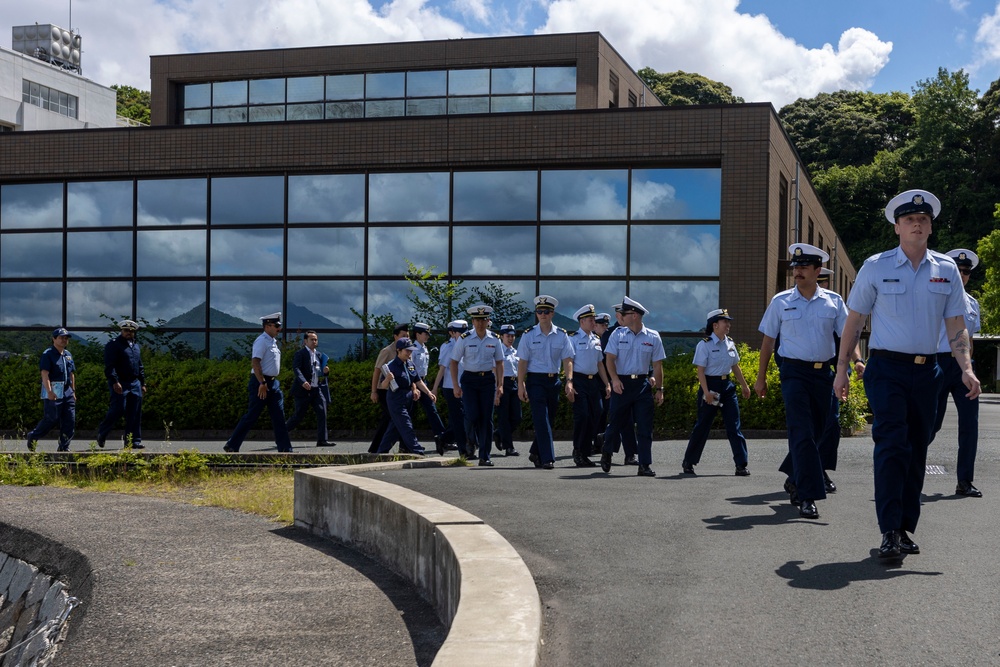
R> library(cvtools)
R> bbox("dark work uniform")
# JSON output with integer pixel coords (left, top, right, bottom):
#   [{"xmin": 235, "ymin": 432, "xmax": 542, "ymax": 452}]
[
  {"xmin": 570, "ymin": 328, "xmax": 605, "ymax": 462},
  {"xmin": 97, "ymin": 334, "xmax": 146, "ymax": 447},
  {"xmin": 27, "ymin": 346, "xmax": 76, "ymax": 451},
  {"xmin": 378, "ymin": 356, "xmax": 425, "ymax": 454}
]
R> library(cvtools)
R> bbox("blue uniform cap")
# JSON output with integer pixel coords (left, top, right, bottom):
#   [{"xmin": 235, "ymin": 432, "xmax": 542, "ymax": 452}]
[
  {"xmin": 395, "ymin": 338, "xmax": 418, "ymax": 350},
  {"xmin": 52, "ymin": 327, "xmax": 70, "ymax": 338}
]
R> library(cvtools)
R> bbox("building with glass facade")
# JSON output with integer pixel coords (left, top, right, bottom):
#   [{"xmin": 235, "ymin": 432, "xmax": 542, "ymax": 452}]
[{"xmin": 0, "ymin": 32, "xmax": 854, "ymax": 358}]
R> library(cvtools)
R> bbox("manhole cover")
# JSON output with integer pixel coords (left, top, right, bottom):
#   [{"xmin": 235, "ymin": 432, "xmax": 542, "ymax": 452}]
[{"xmin": 926, "ymin": 465, "xmax": 947, "ymax": 475}]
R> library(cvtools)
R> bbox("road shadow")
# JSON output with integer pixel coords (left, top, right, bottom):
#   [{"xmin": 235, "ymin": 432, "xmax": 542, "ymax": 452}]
[
  {"xmin": 920, "ymin": 491, "xmax": 979, "ymax": 505},
  {"xmin": 776, "ymin": 556, "xmax": 943, "ymax": 590},
  {"xmin": 703, "ymin": 502, "xmax": 827, "ymax": 531}
]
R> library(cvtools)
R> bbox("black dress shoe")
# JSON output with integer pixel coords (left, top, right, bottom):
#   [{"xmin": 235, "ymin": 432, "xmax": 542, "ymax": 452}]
[
  {"xmin": 541, "ymin": 462, "xmax": 554, "ymax": 470},
  {"xmin": 735, "ymin": 465, "xmax": 750, "ymax": 476},
  {"xmin": 528, "ymin": 452, "xmax": 541, "ymax": 468},
  {"xmin": 878, "ymin": 530, "xmax": 901, "ymax": 559},
  {"xmin": 600, "ymin": 453, "xmax": 612, "ymax": 473},
  {"xmin": 823, "ymin": 471, "xmax": 837, "ymax": 493},
  {"xmin": 799, "ymin": 501, "xmax": 818, "ymax": 519},
  {"xmin": 478, "ymin": 459, "xmax": 494, "ymax": 467},
  {"xmin": 956, "ymin": 480, "xmax": 982, "ymax": 497},
  {"xmin": 96, "ymin": 437, "xmax": 106, "ymax": 449},
  {"xmin": 223, "ymin": 444, "xmax": 237, "ymax": 453},
  {"xmin": 784, "ymin": 479, "xmax": 799, "ymax": 505},
  {"xmin": 576, "ymin": 457, "xmax": 596, "ymax": 468},
  {"xmin": 317, "ymin": 441, "xmax": 338, "ymax": 447},
  {"xmin": 435, "ymin": 436, "xmax": 446, "ymax": 456},
  {"xmin": 637, "ymin": 465, "xmax": 656, "ymax": 477},
  {"xmin": 898, "ymin": 530, "xmax": 920, "ymax": 554},
  {"xmin": 624, "ymin": 455, "xmax": 638, "ymax": 466},
  {"xmin": 682, "ymin": 460, "xmax": 695, "ymax": 475},
  {"xmin": 445, "ymin": 444, "xmax": 459, "ymax": 451},
  {"xmin": 127, "ymin": 442, "xmax": 145, "ymax": 450},
  {"xmin": 506, "ymin": 448, "xmax": 520, "ymax": 456},
  {"xmin": 26, "ymin": 440, "xmax": 37, "ymax": 452}
]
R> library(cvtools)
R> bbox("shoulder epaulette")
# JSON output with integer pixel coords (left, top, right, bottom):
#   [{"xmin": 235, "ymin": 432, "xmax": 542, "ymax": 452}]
[
  {"xmin": 569, "ymin": 329, "xmax": 579, "ymax": 337},
  {"xmin": 553, "ymin": 325, "xmax": 563, "ymax": 334},
  {"xmin": 703, "ymin": 336, "xmax": 711, "ymax": 342},
  {"xmin": 460, "ymin": 331, "xmax": 472, "ymax": 339},
  {"xmin": 524, "ymin": 324, "xmax": 537, "ymax": 334}
]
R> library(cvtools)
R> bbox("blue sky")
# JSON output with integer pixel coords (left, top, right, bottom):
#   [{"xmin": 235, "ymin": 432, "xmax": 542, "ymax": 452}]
[{"xmin": 3, "ymin": 0, "xmax": 999, "ymax": 107}]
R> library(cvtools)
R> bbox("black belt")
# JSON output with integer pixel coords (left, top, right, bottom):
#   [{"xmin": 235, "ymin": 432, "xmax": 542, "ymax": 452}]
[
  {"xmin": 261, "ymin": 375, "xmax": 276, "ymax": 382},
  {"xmin": 936, "ymin": 352, "xmax": 955, "ymax": 363},
  {"xmin": 576, "ymin": 373, "xmax": 600, "ymax": 380},
  {"xmin": 707, "ymin": 374, "xmax": 731, "ymax": 382},
  {"xmin": 527, "ymin": 372, "xmax": 558, "ymax": 378},
  {"xmin": 781, "ymin": 358, "xmax": 832, "ymax": 370},
  {"xmin": 462, "ymin": 370, "xmax": 494, "ymax": 377},
  {"xmin": 869, "ymin": 349, "xmax": 934, "ymax": 365}
]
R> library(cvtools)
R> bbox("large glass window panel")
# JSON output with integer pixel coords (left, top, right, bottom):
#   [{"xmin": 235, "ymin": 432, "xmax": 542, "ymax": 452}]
[
  {"xmin": 630, "ymin": 224, "xmax": 720, "ymax": 277},
  {"xmin": 491, "ymin": 96, "xmax": 533, "ymax": 113},
  {"xmin": 453, "ymin": 226, "xmax": 535, "ymax": 276},
  {"xmin": 183, "ymin": 83, "xmax": 211, "ymax": 108},
  {"xmin": 461, "ymin": 279, "xmax": 535, "ymax": 326},
  {"xmin": 537, "ymin": 280, "xmax": 626, "ymax": 327},
  {"xmin": 208, "ymin": 332, "xmax": 265, "ymax": 359},
  {"xmin": 249, "ymin": 105, "xmax": 285, "ymax": 122},
  {"xmin": 449, "ymin": 69, "xmax": 489, "ymax": 96},
  {"xmin": 448, "ymin": 97, "xmax": 489, "ymax": 114},
  {"xmin": 210, "ymin": 279, "xmax": 283, "ymax": 327},
  {"xmin": 137, "ymin": 230, "xmax": 207, "ymax": 277},
  {"xmin": 210, "ymin": 176, "xmax": 283, "ymax": 225},
  {"xmin": 366, "ymin": 100, "xmax": 405, "ymax": 117},
  {"xmin": 210, "ymin": 228, "xmax": 283, "ymax": 276},
  {"xmin": 212, "ymin": 80, "xmax": 247, "ymax": 107},
  {"xmin": 541, "ymin": 170, "xmax": 628, "ymax": 221},
  {"xmin": 313, "ymin": 333, "xmax": 364, "ymax": 362},
  {"xmin": 66, "ymin": 281, "xmax": 132, "ymax": 327},
  {"xmin": 0, "ymin": 233, "xmax": 62, "ymax": 277},
  {"xmin": 534, "ymin": 94, "xmax": 576, "ymax": 111},
  {"xmin": 366, "ymin": 72, "xmax": 405, "ymax": 99},
  {"xmin": 1, "ymin": 183, "xmax": 62, "ymax": 229},
  {"xmin": 407, "ymin": 70, "xmax": 446, "ymax": 97},
  {"xmin": 631, "ymin": 169, "xmax": 722, "ymax": 220},
  {"xmin": 136, "ymin": 281, "xmax": 206, "ymax": 326},
  {"xmin": 369, "ymin": 173, "xmax": 448, "ymax": 222},
  {"xmin": 67, "ymin": 231, "xmax": 132, "ymax": 277},
  {"xmin": 67, "ymin": 181, "xmax": 133, "ymax": 228},
  {"xmin": 249, "ymin": 78, "xmax": 285, "ymax": 105},
  {"xmin": 326, "ymin": 101, "xmax": 364, "ymax": 119},
  {"xmin": 0, "ymin": 282, "xmax": 62, "ymax": 326},
  {"xmin": 288, "ymin": 174, "xmax": 365, "ymax": 223},
  {"xmin": 539, "ymin": 225, "xmax": 626, "ymax": 275},
  {"xmin": 183, "ymin": 109, "xmax": 211, "ymax": 125},
  {"xmin": 137, "ymin": 179, "xmax": 207, "ymax": 226},
  {"xmin": 628, "ymin": 280, "xmax": 719, "ymax": 332},
  {"xmin": 453, "ymin": 171, "xmax": 537, "ymax": 222},
  {"xmin": 287, "ymin": 103, "xmax": 323, "ymax": 121},
  {"xmin": 406, "ymin": 98, "xmax": 446, "ymax": 116},
  {"xmin": 286, "ymin": 280, "xmax": 363, "ymax": 329},
  {"xmin": 326, "ymin": 74, "xmax": 364, "ymax": 100},
  {"xmin": 491, "ymin": 68, "xmax": 532, "ymax": 95},
  {"xmin": 368, "ymin": 226, "xmax": 448, "ymax": 275},
  {"xmin": 535, "ymin": 66, "xmax": 576, "ymax": 93},
  {"xmin": 212, "ymin": 107, "xmax": 247, "ymax": 123},
  {"xmin": 287, "ymin": 228, "xmax": 364, "ymax": 275},
  {"xmin": 287, "ymin": 76, "xmax": 324, "ymax": 103},
  {"xmin": 366, "ymin": 280, "xmax": 415, "ymax": 322}
]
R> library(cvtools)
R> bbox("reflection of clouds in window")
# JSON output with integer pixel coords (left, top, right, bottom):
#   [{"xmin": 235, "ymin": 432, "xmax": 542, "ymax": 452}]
[
  {"xmin": 288, "ymin": 174, "xmax": 365, "ymax": 223},
  {"xmin": 137, "ymin": 179, "xmax": 207, "ymax": 226},
  {"xmin": 136, "ymin": 281, "xmax": 206, "ymax": 324},
  {"xmin": 286, "ymin": 280, "xmax": 362, "ymax": 328},
  {"xmin": 628, "ymin": 280, "xmax": 719, "ymax": 332},
  {"xmin": 537, "ymin": 280, "xmax": 626, "ymax": 324},
  {"xmin": 462, "ymin": 279, "xmax": 534, "ymax": 325},
  {"xmin": 67, "ymin": 281, "xmax": 133, "ymax": 327},
  {"xmin": 453, "ymin": 226, "xmax": 535, "ymax": 275},
  {"xmin": 0, "ymin": 183, "xmax": 62, "ymax": 229},
  {"xmin": 137, "ymin": 230, "xmax": 206, "ymax": 276},
  {"xmin": 0, "ymin": 233, "xmax": 62, "ymax": 277},
  {"xmin": 631, "ymin": 169, "xmax": 721, "ymax": 220},
  {"xmin": 210, "ymin": 280, "xmax": 282, "ymax": 325},
  {"xmin": 211, "ymin": 176, "xmax": 283, "ymax": 225},
  {"xmin": 0, "ymin": 282, "xmax": 61, "ymax": 326},
  {"xmin": 210, "ymin": 229, "xmax": 283, "ymax": 276},
  {"xmin": 541, "ymin": 170, "xmax": 627, "ymax": 221},
  {"xmin": 67, "ymin": 181, "xmax": 133, "ymax": 227},
  {"xmin": 366, "ymin": 281, "xmax": 415, "ymax": 321},
  {"xmin": 630, "ymin": 225, "xmax": 720, "ymax": 276},
  {"xmin": 369, "ymin": 173, "xmax": 448, "ymax": 222},
  {"xmin": 539, "ymin": 225, "xmax": 626, "ymax": 275},
  {"xmin": 288, "ymin": 228, "xmax": 364, "ymax": 275},
  {"xmin": 453, "ymin": 171, "xmax": 537, "ymax": 222},
  {"xmin": 368, "ymin": 226, "xmax": 448, "ymax": 275},
  {"xmin": 66, "ymin": 232, "xmax": 133, "ymax": 277}
]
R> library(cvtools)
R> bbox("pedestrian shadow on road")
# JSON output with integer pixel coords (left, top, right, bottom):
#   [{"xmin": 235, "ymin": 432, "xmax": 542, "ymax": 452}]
[
  {"xmin": 776, "ymin": 557, "xmax": 942, "ymax": 590},
  {"xmin": 703, "ymin": 502, "xmax": 824, "ymax": 531},
  {"xmin": 919, "ymin": 491, "xmax": 970, "ymax": 505}
]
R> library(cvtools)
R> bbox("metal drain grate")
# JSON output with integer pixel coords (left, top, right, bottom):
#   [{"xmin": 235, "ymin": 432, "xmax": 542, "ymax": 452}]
[{"xmin": 926, "ymin": 465, "xmax": 947, "ymax": 475}]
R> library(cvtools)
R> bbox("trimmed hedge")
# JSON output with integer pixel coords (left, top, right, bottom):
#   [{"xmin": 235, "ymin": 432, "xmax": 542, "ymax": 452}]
[{"xmin": 0, "ymin": 344, "xmax": 869, "ymax": 437}]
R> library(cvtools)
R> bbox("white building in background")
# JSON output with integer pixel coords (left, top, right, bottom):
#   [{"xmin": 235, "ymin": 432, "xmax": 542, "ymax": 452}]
[{"xmin": 1, "ymin": 24, "xmax": 116, "ymax": 131}]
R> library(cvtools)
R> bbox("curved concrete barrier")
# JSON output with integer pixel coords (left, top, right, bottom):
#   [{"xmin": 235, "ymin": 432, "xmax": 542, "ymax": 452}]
[{"xmin": 294, "ymin": 461, "xmax": 542, "ymax": 667}]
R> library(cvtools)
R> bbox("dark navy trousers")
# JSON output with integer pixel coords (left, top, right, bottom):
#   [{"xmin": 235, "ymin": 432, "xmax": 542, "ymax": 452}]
[
  {"xmin": 572, "ymin": 375, "xmax": 603, "ymax": 459},
  {"xmin": 526, "ymin": 374, "xmax": 560, "ymax": 465},
  {"xmin": 602, "ymin": 377, "xmax": 654, "ymax": 466},
  {"xmin": 779, "ymin": 389, "xmax": 842, "ymax": 476},
  {"xmin": 461, "ymin": 372, "xmax": 497, "ymax": 462},
  {"xmin": 864, "ymin": 356, "xmax": 942, "ymax": 534},
  {"xmin": 28, "ymin": 398, "xmax": 76, "ymax": 450},
  {"xmin": 931, "ymin": 354, "xmax": 979, "ymax": 483},
  {"xmin": 777, "ymin": 363, "xmax": 832, "ymax": 502},
  {"xmin": 442, "ymin": 387, "xmax": 467, "ymax": 453},
  {"xmin": 97, "ymin": 379, "xmax": 143, "ymax": 446},
  {"xmin": 285, "ymin": 387, "xmax": 328, "ymax": 443},
  {"xmin": 683, "ymin": 376, "xmax": 748, "ymax": 467},
  {"xmin": 226, "ymin": 376, "xmax": 292, "ymax": 452},
  {"xmin": 415, "ymin": 377, "xmax": 448, "ymax": 440},
  {"xmin": 495, "ymin": 376, "xmax": 521, "ymax": 450},
  {"xmin": 379, "ymin": 392, "xmax": 424, "ymax": 454}
]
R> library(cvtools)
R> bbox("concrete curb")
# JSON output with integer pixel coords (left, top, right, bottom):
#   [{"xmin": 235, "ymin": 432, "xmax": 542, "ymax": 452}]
[{"xmin": 293, "ymin": 459, "xmax": 542, "ymax": 667}]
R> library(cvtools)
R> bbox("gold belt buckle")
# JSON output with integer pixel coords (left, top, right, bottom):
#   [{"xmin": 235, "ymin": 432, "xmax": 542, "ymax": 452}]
[
  {"xmin": 914, "ymin": 355, "xmax": 926, "ymax": 365},
  {"xmin": 813, "ymin": 362, "xmax": 823, "ymax": 369}
]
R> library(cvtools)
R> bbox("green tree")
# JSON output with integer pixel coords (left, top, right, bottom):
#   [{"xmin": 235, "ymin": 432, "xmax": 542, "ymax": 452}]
[
  {"xmin": 403, "ymin": 260, "xmax": 476, "ymax": 338},
  {"xmin": 112, "ymin": 84, "xmax": 151, "ymax": 125},
  {"xmin": 471, "ymin": 282, "xmax": 532, "ymax": 329},
  {"xmin": 976, "ymin": 215, "xmax": 1000, "ymax": 335},
  {"xmin": 638, "ymin": 68, "xmax": 744, "ymax": 106}
]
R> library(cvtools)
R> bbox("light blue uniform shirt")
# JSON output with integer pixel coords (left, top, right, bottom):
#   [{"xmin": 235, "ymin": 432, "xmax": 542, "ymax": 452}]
[
  {"xmin": 501, "ymin": 343, "xmax": 519, "ymax": 378},
  {"xmin": 758, "ymin": 285, "xmax": 848, "ymax": 362},
  {"xmin": 451, "ymin": 330, "xmax": 504, "ymax": 371},
  {"xmin": 251, "ymin": 331, "xmax": 281, "ymax": 376},
  {"xmin": 605, "ymin": 325, "xmax": 666, "ymax": 375},
  {"xmin": 570, "ymin": 329, "xmax": 604, "ymax": 375},
  {"xmin": 692, "ymin": 333, "xmax": 740, "ymax": 376},
  {"xmin": 937, "ymin": 293, "xmax": 980, "ymax": 353},
  {"xmin": 412, "ymin": 341, "xmax": 431, "ymax": 378},
  {"xmin": 437, "ymin": 338, "xmax": 463, "ymax": 389},
  {"xmin": 847, "ymin": 247, "xmax": 968, "ymax": 354},
  {"xmin": 517, "ymin": 325, "xmax": 574, "ymax": 373}
]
